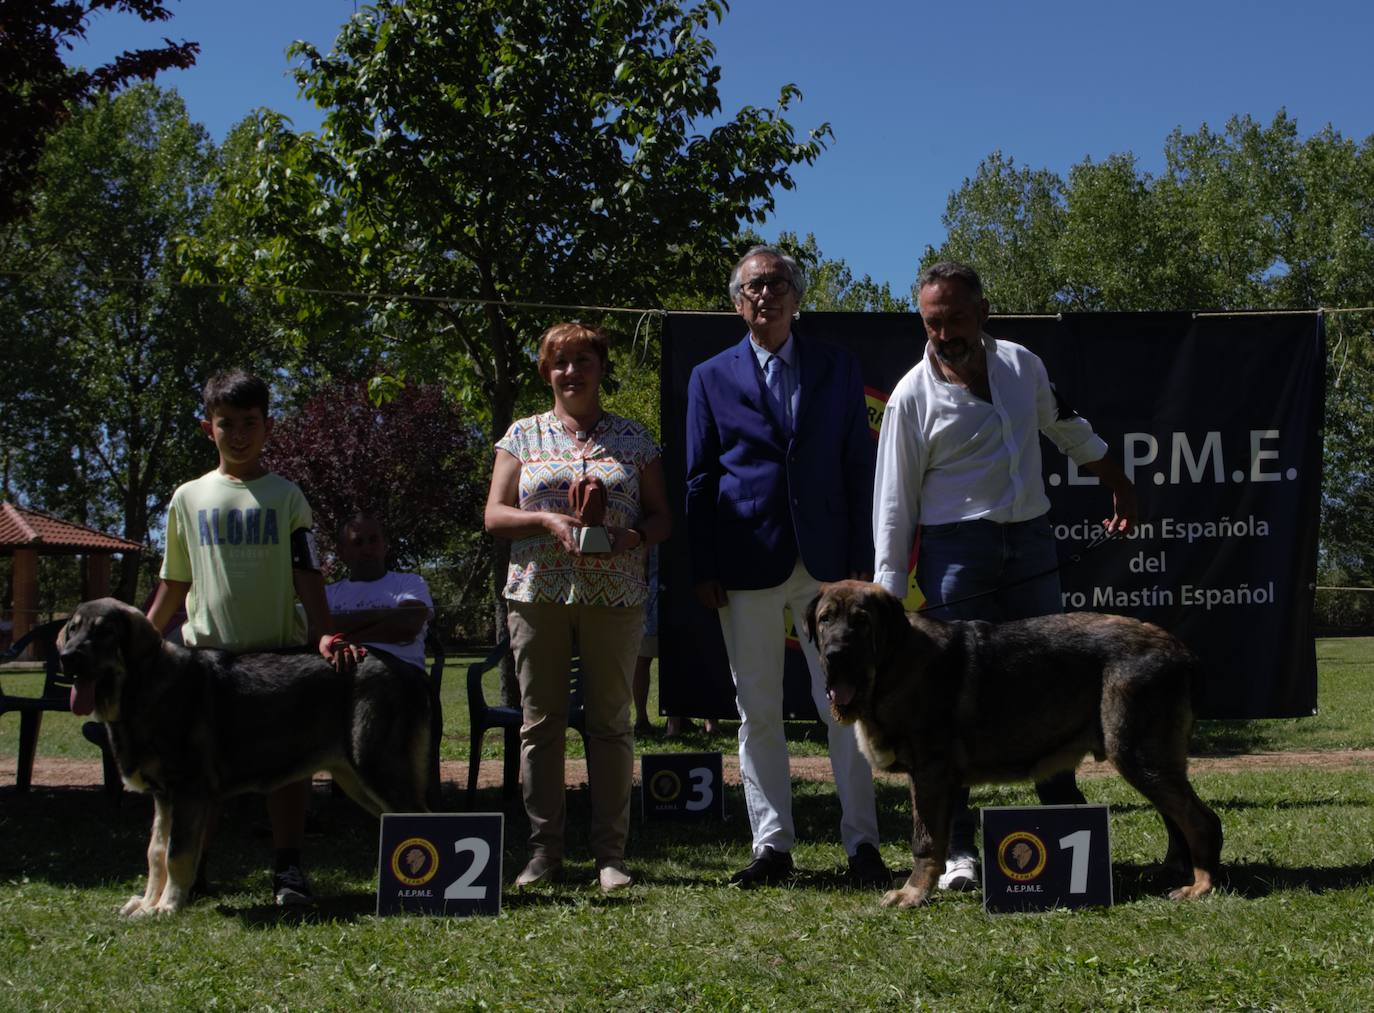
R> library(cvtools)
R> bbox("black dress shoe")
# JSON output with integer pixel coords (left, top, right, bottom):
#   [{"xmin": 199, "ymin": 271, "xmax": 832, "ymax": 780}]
[
  {"xmin": 728, "ymin": 846, "xmax": 795, "ymax": 889},
  {"xmin": 847, "ymin": 842, "xmax": 892, "ymax": 889}
]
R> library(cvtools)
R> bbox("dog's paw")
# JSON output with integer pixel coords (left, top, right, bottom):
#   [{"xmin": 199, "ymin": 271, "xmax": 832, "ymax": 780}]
[
  {"xmin": 880, "ymin": 886, "xmax": 931, "ymax": 909},
  {"xmin": 120, "ymin": 896, "xmax": 154, "ymax": 918}
]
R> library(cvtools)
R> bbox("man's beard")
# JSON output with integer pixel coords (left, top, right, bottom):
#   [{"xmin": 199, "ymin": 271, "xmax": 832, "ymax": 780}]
[{"xmin": 933, "ymin": 338, "xmax": 976, "ymax": 368}]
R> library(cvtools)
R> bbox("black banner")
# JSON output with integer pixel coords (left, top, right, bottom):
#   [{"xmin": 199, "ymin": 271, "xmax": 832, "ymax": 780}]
[{"xmin": 659, "ymin": 311, "xmax": 1324, "ymax": 720}]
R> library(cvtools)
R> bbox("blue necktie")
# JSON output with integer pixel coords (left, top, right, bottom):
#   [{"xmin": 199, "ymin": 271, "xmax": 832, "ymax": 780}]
[{"xmin": 764, "ymin": 354, "xmax": 791, "ymax": 437}]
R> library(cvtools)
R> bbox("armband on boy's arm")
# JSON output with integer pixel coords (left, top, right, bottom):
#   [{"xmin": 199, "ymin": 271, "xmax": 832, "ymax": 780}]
[{"xmin": 291, "ymin": 527, "xmax": 322, "ymax": 571}]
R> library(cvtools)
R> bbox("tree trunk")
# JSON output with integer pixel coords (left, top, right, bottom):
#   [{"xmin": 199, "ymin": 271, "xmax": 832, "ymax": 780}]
[
  {"xmin": 117, "ymin": 494, "xmax": 150, "ymax": 604},
  {"xmin": 116, "ymin": 550, "xmax": 142, "ymax": 605}
]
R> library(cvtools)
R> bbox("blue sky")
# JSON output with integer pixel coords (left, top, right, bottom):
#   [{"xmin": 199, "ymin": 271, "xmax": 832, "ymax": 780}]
[{"xmin": 68, "ymin": 0, "xmax": 1374, "ymax": 297}]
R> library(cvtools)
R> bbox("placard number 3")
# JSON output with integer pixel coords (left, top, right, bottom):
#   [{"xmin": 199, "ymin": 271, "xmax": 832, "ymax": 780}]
[
  {"xmin": 686, "ymin": 766, "xmax": 714, "ymax": 812},
  {"xmin": 1059, "ymin": 829, "xmax": 1092, "ymax": 893}
]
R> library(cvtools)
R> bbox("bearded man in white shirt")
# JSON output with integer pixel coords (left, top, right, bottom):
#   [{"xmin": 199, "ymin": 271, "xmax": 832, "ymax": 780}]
[{"xmin": 872, "ymin": 261, "xmax": 1138, "ymax": 892}]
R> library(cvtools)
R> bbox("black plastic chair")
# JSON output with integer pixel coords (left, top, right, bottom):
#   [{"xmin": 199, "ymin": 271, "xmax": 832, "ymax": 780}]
[
  {"xmin": 424, "ymin": 629, "xmax": 445, "ymax": 809},
  {"xmin": 465, "ymin": 638, "xmax": 587, "ymax": 809},
  {"xmin": 0, "ymin": 618, "xmax": 77, "ymax": 791}
]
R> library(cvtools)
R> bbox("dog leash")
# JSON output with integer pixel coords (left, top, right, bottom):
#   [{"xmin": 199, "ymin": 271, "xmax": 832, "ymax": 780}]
[{"xmin": 915, "ymin": 525, "xmax": 1124, "ymax": 615}]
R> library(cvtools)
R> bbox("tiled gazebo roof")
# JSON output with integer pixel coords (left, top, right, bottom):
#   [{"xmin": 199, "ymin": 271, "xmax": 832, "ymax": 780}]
[{"xmin": 0, "ymin": 502, "xmax": 142, "ymax": 554}]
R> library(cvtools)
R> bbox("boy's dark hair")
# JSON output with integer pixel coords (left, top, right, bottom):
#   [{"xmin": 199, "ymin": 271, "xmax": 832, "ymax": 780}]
[{"xmin": 203, "ymin": 370, "xmax": 270, "ymax": 417}]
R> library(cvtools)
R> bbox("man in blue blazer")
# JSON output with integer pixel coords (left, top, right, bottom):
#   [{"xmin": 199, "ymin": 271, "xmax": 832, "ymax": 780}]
[{"xmin": 685, "ymin": 245, "xmax": 888, "ymax": 889}]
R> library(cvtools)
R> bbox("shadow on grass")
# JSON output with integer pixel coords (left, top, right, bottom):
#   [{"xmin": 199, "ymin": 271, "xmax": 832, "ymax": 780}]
[
  {"xmin": 218, "ymin": 895, "xmax": 377, "ymax": 927},
  {"xmin": 11, "ymin": 771, "xmax": 1371, "ymax": 915},
  {"xmin": 1111, "ymin": 859, "xmax": 1374, "ymax": 902},
  {"xmin": 1191, "ymin": 721, "xmax": 1286, "ymax": 755}
]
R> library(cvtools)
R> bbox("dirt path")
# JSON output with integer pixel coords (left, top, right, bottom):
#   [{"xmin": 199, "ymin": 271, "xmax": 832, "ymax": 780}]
[{"xmin": 8, "ymin": 748, "xmax": 1374, "ymax": 792}]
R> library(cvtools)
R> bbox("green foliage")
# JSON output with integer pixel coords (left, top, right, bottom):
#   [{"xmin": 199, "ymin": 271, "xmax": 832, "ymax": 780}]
[
  {"xmin": 922, "ymin": 113, "xmax": 1374, "ymax": 581},
  {"xmin": 775, "ymin": 231, "xmax": 910, "ymax": 312},
  {"xmin": 922, "ymin": 150, "xmax": 1066, "ymax": 313},
  {"xmin": 201, "ymin": 0, "xmax": 830, "ymax": 444},
  {"xmin": 0, "ymin": 0, "xmax": 198, "ymax": 226},
  {"xmin": 0, "ymin": 84, "xmax": 276, "ymax": 600}
]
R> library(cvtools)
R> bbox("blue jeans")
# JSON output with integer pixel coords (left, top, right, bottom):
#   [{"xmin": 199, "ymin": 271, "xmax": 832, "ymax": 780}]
[{"xmin": 916, "ymin": 517, "xmax": 1086, "ymax": 855}]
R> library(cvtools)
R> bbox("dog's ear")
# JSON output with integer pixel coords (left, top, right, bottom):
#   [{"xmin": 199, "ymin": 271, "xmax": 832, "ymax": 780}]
[
  {"xmin": 802, "ymin": 590, "xmax": 823, "ymax": 645},
  {"xmin": 871, "ymin": 585, "xmax": 910, "ymax": 660},
  {"xmin": 119, "ymin": 601, "xmax": 163, "ymax": 660}
]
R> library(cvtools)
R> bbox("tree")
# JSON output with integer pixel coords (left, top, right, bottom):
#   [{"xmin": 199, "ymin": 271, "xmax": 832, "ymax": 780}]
[
  {"xmin": 263, "ymin": 380, "xmax": 489, "ymax": 618},
  {"xmin": 772, "ymin": 231, "xmax": 909, "ymax": 312},
  {"xmin": 203, "ymin": 0, "xmax": 832, "ymax": 653},
  {"xmin": 0, "ymin": 84, "xmax": 270, "ymax": 601},
  {"xmin": 0, "ymin": 0, "xmax": 197, "ymax": 225},
  {"xmin": 918, "ymin": 151, "xmax": 1066, "ymax": 312}
]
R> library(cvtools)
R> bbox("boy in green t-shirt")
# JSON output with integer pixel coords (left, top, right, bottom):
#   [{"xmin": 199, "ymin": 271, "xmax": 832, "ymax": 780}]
[{"xmin": 147, "ymin": 370, "xmax": 359, "ymax": 907}]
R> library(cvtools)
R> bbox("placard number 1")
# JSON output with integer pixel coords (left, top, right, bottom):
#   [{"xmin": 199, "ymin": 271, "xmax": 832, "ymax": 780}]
[{"xmin": 1059, "ymin": 829, "xmax": 1091, "ymax": 893}]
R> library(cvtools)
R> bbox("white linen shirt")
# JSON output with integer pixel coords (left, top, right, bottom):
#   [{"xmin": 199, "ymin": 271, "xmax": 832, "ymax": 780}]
[{"xmin": 872, "ymin": 333, "xmax": 1108, "ymax": 599}]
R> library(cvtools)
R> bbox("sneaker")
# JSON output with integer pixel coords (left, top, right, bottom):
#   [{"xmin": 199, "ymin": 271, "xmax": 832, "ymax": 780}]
[
  {"xmin": 272, "ymin": 864, "xmax": 314, "ymax": 907},
  {"xmin": 728, "ymin": 846, "xmax": 795, "ymax": 889},
  {"xmin": 846, "ymin": 842, "xmax": 892, "ymax": 889},
  {"xmin": 937, "ymin": 853, "xmax": 979, "ymax": 892}
]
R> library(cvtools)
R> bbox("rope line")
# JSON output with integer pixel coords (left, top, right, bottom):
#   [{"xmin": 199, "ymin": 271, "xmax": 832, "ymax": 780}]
[{"xmin": 6, "ymin": 269, "xmax": 1374, "ymax": 319}]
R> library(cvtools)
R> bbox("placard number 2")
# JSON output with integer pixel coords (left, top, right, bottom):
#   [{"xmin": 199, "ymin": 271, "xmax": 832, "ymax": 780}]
[
  {"xmin": 444, "ymin": 837, "xmax": 490, "ymax": 900},
  {"xmin": 1058, "ymin": 829, "xmax": 1092, "ymax": 893},
  {"xmin": 685, "ymin": 766, "xmax": 714, "ymax": 812}
]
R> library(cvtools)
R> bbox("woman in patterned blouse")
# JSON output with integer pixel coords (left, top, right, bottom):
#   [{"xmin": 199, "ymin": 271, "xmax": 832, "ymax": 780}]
[{"xmin": 484, "ymin": 322, "xmax": 671, "ymax": 894}]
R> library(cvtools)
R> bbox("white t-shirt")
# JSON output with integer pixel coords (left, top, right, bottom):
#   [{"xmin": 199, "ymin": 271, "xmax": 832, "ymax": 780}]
[{"xmin": 325, "ymin": 571, "xmax": 433, "ymax": 672}]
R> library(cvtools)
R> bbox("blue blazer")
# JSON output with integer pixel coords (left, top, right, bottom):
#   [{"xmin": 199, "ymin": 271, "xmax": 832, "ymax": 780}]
[{"xmin": 685, "ymin": 331, "xmax": 875, "ymax": 590}]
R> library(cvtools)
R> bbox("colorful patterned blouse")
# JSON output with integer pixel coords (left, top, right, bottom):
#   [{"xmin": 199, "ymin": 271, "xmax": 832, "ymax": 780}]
[{"xmin": 496, "ymin": 410, "xmax": 660, "ymax": 606}]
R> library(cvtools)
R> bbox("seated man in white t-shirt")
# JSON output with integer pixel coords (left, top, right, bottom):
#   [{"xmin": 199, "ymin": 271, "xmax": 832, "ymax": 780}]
[{"xmin": 326, "ymin": 513, "xmax": 433, "ymax": 673}]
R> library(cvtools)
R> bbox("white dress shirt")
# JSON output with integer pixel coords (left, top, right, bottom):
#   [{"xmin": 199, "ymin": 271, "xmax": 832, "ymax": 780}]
[{"xmin": 872, "ymin": 333, "xmax": 1108, "ymax": 599}]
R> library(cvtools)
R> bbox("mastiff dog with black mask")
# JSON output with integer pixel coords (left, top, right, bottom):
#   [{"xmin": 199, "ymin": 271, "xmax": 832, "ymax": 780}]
[
  {"xmin": 805, "ymin": 580, "xmax": 1221, "ymax": 909},
  {"xmin": 59, "ymin": 598, "xmax": 432, "ymax": 917}
]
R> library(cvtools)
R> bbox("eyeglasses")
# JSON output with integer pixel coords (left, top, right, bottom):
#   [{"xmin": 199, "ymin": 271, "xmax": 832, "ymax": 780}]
[{"xmin": 741, "ymin": 275, "xmax": 793, "ymax": 298}]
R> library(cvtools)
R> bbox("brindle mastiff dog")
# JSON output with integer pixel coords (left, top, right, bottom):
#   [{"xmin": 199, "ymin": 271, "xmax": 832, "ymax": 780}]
[
  {"xmin": 58, "ymin": 598, "xmax": 432, "ymax": 917},
  {"xmin": 804, "ymin": 580, "xmax": 1221, "ymax": 909}
]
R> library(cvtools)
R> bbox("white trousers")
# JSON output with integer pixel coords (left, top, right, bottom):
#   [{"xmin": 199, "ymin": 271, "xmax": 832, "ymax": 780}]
[{"xmin": 718, "ymin": 559, "xmax": 880, "ymax": 857}]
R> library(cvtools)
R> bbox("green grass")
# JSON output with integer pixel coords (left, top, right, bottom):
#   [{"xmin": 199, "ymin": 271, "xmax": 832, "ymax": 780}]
[{"xmin": 2, "ymin": 640, "xmax": 1373, "ymax": 1010}]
